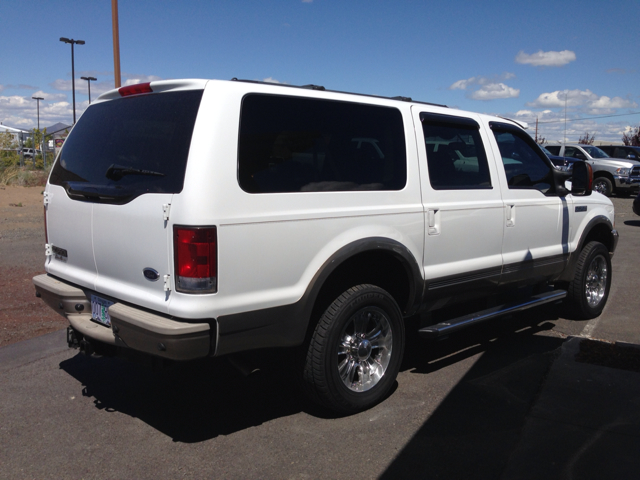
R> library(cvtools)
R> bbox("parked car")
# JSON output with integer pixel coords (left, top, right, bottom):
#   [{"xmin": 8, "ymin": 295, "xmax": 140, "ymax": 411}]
[
  {"xmin": 545, "ymin": 144, "xmax": 640, "ymax": 196},
  {"xmin": 33, "ymin": 79, "xmax": 617, "ymax": 413},
  {"xmin": 541, "ymin": 146, "xmax": 575, "ymax": 171},
  {"xmin": 598, "ymin": 145, "xmax": 640, "ymax": 161},
  {"xmin": 22, "ymin": 148, "xmax": 35, "ymax": 158}
]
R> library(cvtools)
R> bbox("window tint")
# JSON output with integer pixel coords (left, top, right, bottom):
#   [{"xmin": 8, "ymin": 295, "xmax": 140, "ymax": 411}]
[
  {"xmin": 238, "ymin": 94, "xmax": 406, "ymax": 193},
  {"xmin": 563, "ymin": 146, "xmax": 581, "ymax": 158},
  {"xmin": 491, "ymin": 123, "xmax": 553, "ymax": 192},
  {"xmin": 421, "ymin": 113, "xmax": 491, "ymax": 190},
  {"xmin": 545, "ymin": 145, "xmax": 561, "ymax": 155},
  {"xmin": 50, "ymin": 90, "xmax": 203, "ymax": 203}
]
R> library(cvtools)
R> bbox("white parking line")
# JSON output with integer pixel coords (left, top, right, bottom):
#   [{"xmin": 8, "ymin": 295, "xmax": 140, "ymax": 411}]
[{"xmin": 580, "ymin": 317, "xmax": 600, "ymax": 338}]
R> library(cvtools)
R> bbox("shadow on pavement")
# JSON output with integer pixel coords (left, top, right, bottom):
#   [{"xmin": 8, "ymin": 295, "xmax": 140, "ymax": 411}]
[
  {"xmin": 384, "ymin": 329, "xmax": 564, "ymax": 478},
  {"xmin": 59, "ymin": 302, "xmax": 573, "ymax": 448},
  {"xmin": 59, "ymin": 348, "xmax": 306, "ymax": 443}
]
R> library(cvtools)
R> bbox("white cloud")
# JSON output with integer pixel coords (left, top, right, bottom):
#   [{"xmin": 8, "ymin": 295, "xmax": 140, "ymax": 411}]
[
  {"xmin": 470, "ymin": 83, "xmax": 520, "ymax": 100},
  {"xmin": 262, "ymin": 77, "xmax": 283, "ymax": 84},
  {"xmin": 527, "ymin": 89, "xmax": 638, "ymax": 114},
  {"xmin": 449, "ymin": 73, "xmax": 519, "ymax": 100},
  {"xmin": 32, "ymin": 91, "xmax": 67, "ymax": 102},
  {"xmin": 122, "ymin": 74, "xmax": 162, "ymax": 86},
  {"xmin": 515, "ymin": 50, "xmax": 576, "ymax": 67},
  {"xmin": 50, "ymin": 79, "xmax": 73, "ymax": 91}
]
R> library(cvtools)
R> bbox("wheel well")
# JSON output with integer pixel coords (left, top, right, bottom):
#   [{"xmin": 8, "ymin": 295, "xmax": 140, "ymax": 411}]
[
  {"xmin": 582, "ymin": 223, "xmax": 614, "ymax": 252},
  {"xmin": 593, "ymin": 171, "xmax": 614, "ymax": 181},
  {"xmin": 311, "ymin": 250, "xmax": 413, "ymax": 323}
]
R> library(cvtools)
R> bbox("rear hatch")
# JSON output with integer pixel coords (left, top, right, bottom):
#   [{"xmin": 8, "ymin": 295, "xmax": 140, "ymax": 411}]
[{"xmin": 46, "ymin": 81, "xmax": 205, "ymax": 314}]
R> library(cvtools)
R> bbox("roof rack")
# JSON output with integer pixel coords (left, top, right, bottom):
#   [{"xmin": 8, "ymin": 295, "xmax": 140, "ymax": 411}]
[{"xmin": 229, "ymin": 78, "xmax": 447, "ymax": 108}]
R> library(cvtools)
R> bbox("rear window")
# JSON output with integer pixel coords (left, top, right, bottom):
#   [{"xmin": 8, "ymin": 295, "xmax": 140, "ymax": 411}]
[
  {"xmin": 238, "ymin": 94, "xmax": 407, "ymax": 193},
  {"xmin": 50, "ymin": 90, "xmax": 203, "ymax": 203}
]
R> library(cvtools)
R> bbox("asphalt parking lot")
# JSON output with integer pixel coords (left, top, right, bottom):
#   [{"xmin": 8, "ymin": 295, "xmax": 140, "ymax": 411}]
[{"xmin": 1, "ymin": 194, "xmax": 639, "ymax": 479}]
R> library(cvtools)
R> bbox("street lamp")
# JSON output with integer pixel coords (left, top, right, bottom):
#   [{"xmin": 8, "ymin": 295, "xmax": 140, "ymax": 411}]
[
  {"xmin": 59, "ymin": 37, "xmax": 85, "ymax": 124},
  {"xmin": 32, "ymin": 96, "xmax": 44, "ymax": 130},
  {"xmin": 81, "ymin": 76, "xmax": 97, "ymax": 103}
]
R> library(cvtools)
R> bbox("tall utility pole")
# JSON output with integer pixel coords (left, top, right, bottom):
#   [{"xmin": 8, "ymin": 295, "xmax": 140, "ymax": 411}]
[
  {"xmin": 112, "ymin": 0, "xmax": 122, "ymax": 88},
  {"xmin": 60, "ymin": 37, "xmax": 85, "ymax": 124},
  {"xmin": 81, "ymin": 76, "xmax": 97, "ymax": 103},
  {"xmin": 32, "ymin": 96, "xmax": 44, "ymax": 130}
]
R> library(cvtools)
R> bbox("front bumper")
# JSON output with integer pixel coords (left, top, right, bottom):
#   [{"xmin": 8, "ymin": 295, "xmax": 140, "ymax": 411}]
[
  {"xmin": 32, "ymin": 274, "xmax": 214, "ymax": 361},
  {"xmin": 614, "ymin": 174, "xmax": 640, "ymax": 191}
]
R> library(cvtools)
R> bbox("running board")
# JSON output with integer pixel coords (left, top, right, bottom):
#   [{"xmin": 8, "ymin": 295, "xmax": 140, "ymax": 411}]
[{"xmin": 418, "ymin": 290, "xmax": 567, "ymax": 339}]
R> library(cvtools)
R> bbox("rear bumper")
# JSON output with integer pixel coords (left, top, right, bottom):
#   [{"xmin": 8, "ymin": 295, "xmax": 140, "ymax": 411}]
[{"xmin": 32, "ymin": 274, "xmax": 214, "ymax": 361}]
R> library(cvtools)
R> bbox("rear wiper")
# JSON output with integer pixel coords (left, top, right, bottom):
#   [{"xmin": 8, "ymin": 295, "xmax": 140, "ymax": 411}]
[{"xmin": 105, "ymin": 163, "xmax": 166, "ymax": 181}]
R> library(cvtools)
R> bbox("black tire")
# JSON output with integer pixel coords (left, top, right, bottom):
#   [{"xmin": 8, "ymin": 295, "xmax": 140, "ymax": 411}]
[
  {"xmin": 303, "ymin": 284, "xmax": 405, "ymax": 414},
  {"xmin": 566, "ymin": 241, "xmax": 611, "ymax": 319},
  {"xmin": 592, "ymin": 176, "xmax": 613, "ymax": 197}
]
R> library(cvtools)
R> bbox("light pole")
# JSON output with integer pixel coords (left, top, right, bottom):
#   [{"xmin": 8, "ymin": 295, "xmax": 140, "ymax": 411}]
[
  {"xmin": 32, "ymin": 96, "xmax": 44, "ymax": 130},
  {"xmin": 80, "ymin": 76, "xmax": 97, "ymax": 103},
  {"xmin": 59, "ymin": 37, "xmax": 85, "ymax": 124}
]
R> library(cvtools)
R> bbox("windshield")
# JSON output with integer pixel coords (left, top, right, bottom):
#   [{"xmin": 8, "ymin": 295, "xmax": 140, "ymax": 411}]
[
  {"xmin": 50, "ymin": 90, "xmax": 203, "ymax": 203},
  {"xmin": 580, "ymin": 145, "xmax": 609, "ymax": 159}
]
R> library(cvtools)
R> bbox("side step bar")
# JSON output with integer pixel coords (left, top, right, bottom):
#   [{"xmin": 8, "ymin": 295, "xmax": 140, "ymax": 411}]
[{"xmin": 419, "ymin": 290, "xmax": 567, "ymax": 339}]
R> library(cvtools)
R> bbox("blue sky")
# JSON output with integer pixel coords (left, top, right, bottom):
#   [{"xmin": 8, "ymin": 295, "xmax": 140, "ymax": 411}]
[{"xmin": 1, "ymin": 0, "xmax": 639, "ymax": 143}]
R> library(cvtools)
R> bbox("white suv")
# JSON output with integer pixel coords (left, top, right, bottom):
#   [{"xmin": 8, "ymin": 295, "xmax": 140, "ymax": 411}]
[{"xmin": 33, "ymin": 79, "xmax": 618, "ymax": 413}]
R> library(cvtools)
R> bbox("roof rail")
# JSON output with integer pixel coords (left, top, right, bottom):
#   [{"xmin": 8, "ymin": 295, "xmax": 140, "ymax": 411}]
[
  {"xmin": 301, "ymin": 84, "xmax": 326, "ymax": 91},
  {"xmin": 229, "ymin": 77, "xmax": 447, "ymax": 108}
]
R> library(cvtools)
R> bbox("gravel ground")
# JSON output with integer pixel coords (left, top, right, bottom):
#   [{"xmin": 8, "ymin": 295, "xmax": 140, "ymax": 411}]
[{"xmin": 0, "ymin": 186, "xmax": 67, "ymax": 347}]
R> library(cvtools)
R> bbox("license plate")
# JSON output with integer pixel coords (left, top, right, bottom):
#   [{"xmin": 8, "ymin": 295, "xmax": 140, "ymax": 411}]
[{"xmin": 91, "ymin": 295, "xmax": 114, "ymax": 327}]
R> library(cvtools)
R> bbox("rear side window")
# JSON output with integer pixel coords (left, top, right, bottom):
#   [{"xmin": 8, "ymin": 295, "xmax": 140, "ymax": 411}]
[
  {"xmin": 421, "ymin": 113, "xmax": 491, "ymax": 190},
  {"xmin": 50, "ymin": 90, "xmax": 203, "ymax": 203},
  {"xmin": 545, "ymin": 145, "xmax": 561, "ymax": 155},
  {"xmin": 238, "ymin": 94, "xmax": 406, "ymax": 193}
]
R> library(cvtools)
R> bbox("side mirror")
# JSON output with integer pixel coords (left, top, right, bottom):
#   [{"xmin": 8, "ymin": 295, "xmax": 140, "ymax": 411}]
[
  {"xmin": 571, "ymin": 161, "xmax": 592, "ymax": 196},
  {"xmin": 574, "ymin": 152, "xmax": 587, "ymax": 160}
]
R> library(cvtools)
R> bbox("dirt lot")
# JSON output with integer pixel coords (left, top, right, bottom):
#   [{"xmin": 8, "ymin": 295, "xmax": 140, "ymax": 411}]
[{"xmin": 0, "ymin": 186, "xmax": 67, "ymax": 347}]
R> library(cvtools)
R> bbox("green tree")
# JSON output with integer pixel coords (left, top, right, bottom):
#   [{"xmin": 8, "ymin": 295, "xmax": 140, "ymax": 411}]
[{"xmin": 0, "ymin": 131, "xmax": 19, "ymax": 167}]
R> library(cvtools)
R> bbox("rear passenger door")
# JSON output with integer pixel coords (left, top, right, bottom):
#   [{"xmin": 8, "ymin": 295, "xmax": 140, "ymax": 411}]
[
  {"xmin": 488, "ymin": 122, "xmax": 569, "ymax": 285},
  {"xmin": 414, "ymin": 110, "xmax": 505, "ymax": 300}
]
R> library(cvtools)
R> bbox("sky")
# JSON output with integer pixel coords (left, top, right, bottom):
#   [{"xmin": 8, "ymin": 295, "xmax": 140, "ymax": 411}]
[{"xmin": 1, "ymin": 0, "xmax": 639, "ymax": 143}]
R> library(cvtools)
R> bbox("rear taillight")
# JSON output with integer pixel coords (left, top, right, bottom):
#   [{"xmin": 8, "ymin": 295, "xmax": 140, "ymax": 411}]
[
  {"xmin": 118, "ymin": 82, "xmax": 153, "ymax": 97},
  {"xmin": 174, "ymin": 226, "xmax": 217, "ymax": 294}
]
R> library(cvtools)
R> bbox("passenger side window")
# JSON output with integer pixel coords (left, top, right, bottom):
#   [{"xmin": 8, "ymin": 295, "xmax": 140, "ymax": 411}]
[
  {"xmin": 564, "ymin": 147, "xmax": 579, "ymax": 158},
  {"xmin": 421, "ymin": 113, "xmax": 491, "ymax": 190},
  {"xmin": 238, "ymin": 95, "xmax": 407, "ymax": 193},
  {"xmin": 491, "ymin": 123, "xmax": 553, "ymax": 192}
]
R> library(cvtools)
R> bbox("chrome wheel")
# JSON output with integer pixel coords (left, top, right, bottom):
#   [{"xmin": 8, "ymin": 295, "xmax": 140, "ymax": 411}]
[
  {"xmin": 337, "ymin": 307, "xmax": 393, "ymax": 392},
  {"xmin": 585, "ymin": 255, "xmax": 607, "ymax": 308},
  {"xmin": 303, "ymin": 284, "xmax": 404, "ymax": 413}
]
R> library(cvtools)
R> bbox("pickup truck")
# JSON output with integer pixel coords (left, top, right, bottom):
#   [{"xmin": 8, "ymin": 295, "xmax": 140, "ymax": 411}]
[{"xmin": 545, "ymin": 144, "xmax": 640, "ymax": 196}]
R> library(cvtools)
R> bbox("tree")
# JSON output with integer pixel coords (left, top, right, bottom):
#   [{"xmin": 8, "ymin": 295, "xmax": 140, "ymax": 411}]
[
  {"xmin": 0, "ymin": 131, "xmax": 19, "ymax": 167},
  {"xmin": 578, "ymin": 132, "xmax": 595, "ymax": 145},
  {"xmin": 622, "ymin": 125, "xmax": 640, "ymax": 146}
]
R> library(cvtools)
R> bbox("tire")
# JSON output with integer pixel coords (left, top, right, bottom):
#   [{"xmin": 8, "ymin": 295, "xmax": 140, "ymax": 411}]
[
  {"xmin": 566, "ymin": 241, "xmax": 611, "ymax": 319},
  {"xmin": 303, "ymin": 284, "xmax": 405, "ymax": 414},
  {"xmin": 592, "ymin": 176, "xmax": 613, "ymax": 197}
]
